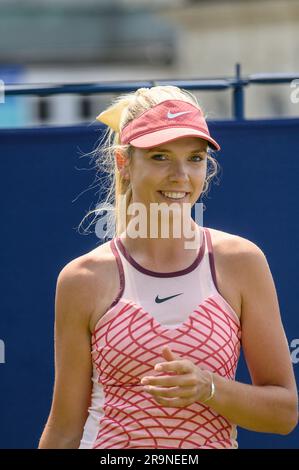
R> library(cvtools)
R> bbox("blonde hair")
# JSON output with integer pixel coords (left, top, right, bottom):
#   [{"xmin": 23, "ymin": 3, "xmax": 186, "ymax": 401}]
[{"xmin": 78, "ymin": 85, "xmax": 220, "ymax": 239}]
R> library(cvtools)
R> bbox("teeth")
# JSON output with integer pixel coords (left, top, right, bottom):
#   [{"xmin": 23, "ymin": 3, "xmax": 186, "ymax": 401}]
[{"xmin": 161, "ymin": 191, "xmax": 187, "ymax": 199}]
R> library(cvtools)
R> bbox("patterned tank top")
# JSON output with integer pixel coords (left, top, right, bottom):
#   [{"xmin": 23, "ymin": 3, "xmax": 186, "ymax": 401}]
[{"xmin": 79, "ymin": 226, "xmax": 241, "ymax": 449}]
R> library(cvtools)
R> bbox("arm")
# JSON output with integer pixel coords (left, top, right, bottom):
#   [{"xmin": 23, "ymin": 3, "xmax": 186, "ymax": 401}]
[
  {"xmin": 208, "ymin": 241, "xmax": 298, "ymax": 434},
  {"xmin": 141, "ymin": 239, "xmax": 298, "ymax": 434},
  {"xmin": 38, "ymin": 260, "xmax": 96, "ymax": 449}
]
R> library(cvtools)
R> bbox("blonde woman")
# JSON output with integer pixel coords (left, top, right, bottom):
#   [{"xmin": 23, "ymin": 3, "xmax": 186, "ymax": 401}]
[{"xmin": 39, "ymin": 86, "xmax": 298, "ymax": 449}]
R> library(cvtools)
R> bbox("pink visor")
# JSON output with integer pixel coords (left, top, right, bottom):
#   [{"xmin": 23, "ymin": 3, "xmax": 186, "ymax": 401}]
[{"xmin": 120, "ymin": 99, "xmax": 220, "ymax": 151}]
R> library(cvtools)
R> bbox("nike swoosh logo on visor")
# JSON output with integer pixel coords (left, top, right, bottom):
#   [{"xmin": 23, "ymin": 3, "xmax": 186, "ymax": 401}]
[
  {"xmin": 167, "ymin": 111, "xmax": 193, "ymax": 119},
  {"xmin": 155, "ymin": 293, "xmax": 183, "ymax": 303}
]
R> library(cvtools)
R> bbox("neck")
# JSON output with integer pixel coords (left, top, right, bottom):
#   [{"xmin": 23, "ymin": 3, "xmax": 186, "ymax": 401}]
[{"xmin": 120, "ymin": 219, "xmax": 202, "ymax": 265}]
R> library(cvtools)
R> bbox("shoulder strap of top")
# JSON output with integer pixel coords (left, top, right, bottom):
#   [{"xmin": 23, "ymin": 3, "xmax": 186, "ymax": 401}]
[
  {"xmin": 203, "ymin": 227, "xmax": 220, "ymax": 293},
  {"xmin": 107, "ymin": 238, "xmax": 125, "ymax": 309}
]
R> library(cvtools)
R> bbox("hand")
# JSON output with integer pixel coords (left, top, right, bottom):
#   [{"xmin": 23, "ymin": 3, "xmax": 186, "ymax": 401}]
[{"xmin": 140, "ymin": 346, "xmax": 214, "ymax": 408}]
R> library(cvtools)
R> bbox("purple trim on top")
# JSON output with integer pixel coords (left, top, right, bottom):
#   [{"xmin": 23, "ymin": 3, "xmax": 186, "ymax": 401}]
[
  {"xmin": 203, "ymin": 227, "xmax": 220, "ymax": 293},
  {"xmin": 106, "ymin": 238, "xmax": 125, "ymax": 309},
  {"xmin": 115, "ymin": 231, "xmax": 206, "ymax": 278}
]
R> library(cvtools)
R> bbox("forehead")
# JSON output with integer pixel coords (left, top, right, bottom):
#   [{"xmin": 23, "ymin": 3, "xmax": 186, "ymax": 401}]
[{"xmin": 138, "ymin": 137, "xmax": 208, "ymax": 154}]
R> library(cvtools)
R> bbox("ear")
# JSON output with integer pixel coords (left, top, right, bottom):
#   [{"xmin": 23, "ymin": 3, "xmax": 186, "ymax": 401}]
[{"xmin": 115, "ymin": 151, "xmax": 130, "ymax": 180}]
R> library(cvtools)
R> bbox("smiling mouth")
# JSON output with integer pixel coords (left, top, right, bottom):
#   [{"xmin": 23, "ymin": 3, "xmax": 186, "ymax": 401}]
[{"xmin": 158, "ymin": 191, "xmax": 190, "ymax": 201}]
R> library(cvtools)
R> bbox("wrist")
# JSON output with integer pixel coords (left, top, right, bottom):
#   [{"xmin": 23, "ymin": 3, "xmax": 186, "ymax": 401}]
[{"xmin": 201, "ymin": 371, "xmax": 215, "ymax": 404}]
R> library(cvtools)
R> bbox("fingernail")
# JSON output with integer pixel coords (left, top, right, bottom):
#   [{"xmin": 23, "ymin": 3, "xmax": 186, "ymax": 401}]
[
  {"xmin": 155, "ymin": 365, "xmax": 162, "ymax": 371},
  {"xmin": 141, "ymin": 378, "xmax": 149, "ymax": 384}
]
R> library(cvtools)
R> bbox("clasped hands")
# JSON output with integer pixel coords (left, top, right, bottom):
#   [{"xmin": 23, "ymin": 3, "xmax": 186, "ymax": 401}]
[{"xmin": 140, "ymin": 346, "xmax": 214, "ymax": 408}]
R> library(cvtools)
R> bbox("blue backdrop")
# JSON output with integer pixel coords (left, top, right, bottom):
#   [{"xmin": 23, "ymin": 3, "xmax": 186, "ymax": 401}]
[{"xmin": 0, "ymin": 119, "xmax": 298, "ymax": 449}]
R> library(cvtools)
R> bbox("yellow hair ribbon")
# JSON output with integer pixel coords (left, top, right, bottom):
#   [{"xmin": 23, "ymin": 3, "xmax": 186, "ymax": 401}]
[{"xmin": 96, "ymin": 98, "xmax": 131, "ymax": 132}]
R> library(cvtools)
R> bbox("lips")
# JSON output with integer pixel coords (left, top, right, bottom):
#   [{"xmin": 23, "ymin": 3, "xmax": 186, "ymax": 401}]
[{"xmin": 158, "ymin": 191, "xmax": 190, "ymax": 201}]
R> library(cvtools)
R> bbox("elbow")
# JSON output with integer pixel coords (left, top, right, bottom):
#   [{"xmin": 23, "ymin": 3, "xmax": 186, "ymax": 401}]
[
  {"xmin": 38, "ymin": 422, "xmax": 83, "ymax": 449},
  {"xmin": 277, "ymin": 396, "xmax": 299, "ymax": 435},
  {"xmin": 279, "ymin": 412, "xmax": 298, "ymax": 435},
  {"xmin": 39, "ymin": 432, "xmax": 82, "ymax": 449}
]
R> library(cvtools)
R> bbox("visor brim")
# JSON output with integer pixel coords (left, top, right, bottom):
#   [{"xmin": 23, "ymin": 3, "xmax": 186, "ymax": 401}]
[{"xmin": 129, "ymin": 127, "xmax": 220, "ymax": 151}]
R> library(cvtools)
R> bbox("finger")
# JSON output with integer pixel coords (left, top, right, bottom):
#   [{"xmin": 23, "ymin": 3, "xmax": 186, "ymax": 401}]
[
  {"xmin": 161, "ymin": 346, "xmax": 177, "ymax": 362},
  {"xmin": 154, "ymin": 360, "xmax": 191, "ymax": 374},
  {"xmin": 144, "ymin": 384, "xmax": 198, "ymax": 398},
  {"xmin": 141, "ymin": 373, "xmax": 197, "ymax": 387}
]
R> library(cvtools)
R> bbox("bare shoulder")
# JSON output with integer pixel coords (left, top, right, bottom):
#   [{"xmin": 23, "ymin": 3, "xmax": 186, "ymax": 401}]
[
  {"xmin": 207, "ymin": 227, "xmax": 264, "ymax": 258},
  {"xmin": 59, "ymin": 240, "xmax": 116, "ymax": 276},
  {"xmin": 206, "ymin": 227, "xmax": 268, "ymax": 319},
  {"xmin": 208, "ymin": 226, "xmax": 269, "ymax": 283},
  {"xmin": 57, "ymin": 241, "xmax": 119, "ymax": 332}
]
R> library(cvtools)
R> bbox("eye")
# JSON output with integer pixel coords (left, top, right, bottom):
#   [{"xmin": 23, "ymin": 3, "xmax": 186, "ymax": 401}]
[
  {"xmin": 150, "ymin": 154, "xmax": 167, "ymax": 161},
  {"xmin": 190, "ymin": 155, "xmax": 204, "ymax": 162}
]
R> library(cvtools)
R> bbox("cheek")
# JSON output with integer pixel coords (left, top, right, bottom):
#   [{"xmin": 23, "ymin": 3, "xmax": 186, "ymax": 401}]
[
  {"xmin": 193, "ymin": 166, "xmax": 207, "ymax": 184},
  {"xmin": 129, "ymin": 168, "xmax": 155, "ymax": 194},
  {"xmin": 131, "ymin": 161, "xmax": 159, "ymax": 182}
]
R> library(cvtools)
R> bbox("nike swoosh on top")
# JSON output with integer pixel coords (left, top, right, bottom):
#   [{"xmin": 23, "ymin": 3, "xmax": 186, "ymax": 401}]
[
  {"xmin": 167, "ymin": 111, "xmax": 193, "ymax": 119},
  {"xmin": 155, "ymin": 293, "xmax": 183, "ymax": 303}
]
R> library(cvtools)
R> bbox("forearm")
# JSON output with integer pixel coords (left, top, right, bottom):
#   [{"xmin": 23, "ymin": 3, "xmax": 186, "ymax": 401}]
[
  {"xmin": 207, "ymin": 374, "xmax": 298, "ymax": 434},
  {"xmin": 38, "ymin": 425, "xmax": 82, "ymax": 449}
]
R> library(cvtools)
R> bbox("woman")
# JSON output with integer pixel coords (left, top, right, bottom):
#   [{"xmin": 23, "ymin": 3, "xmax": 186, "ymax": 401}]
[{"xmin": 39, "ymin": 86, "xmax": 298, "ymax": 449}]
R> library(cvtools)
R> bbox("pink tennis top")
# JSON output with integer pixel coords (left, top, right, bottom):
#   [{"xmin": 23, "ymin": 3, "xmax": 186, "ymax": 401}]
[{"xmin": 79, "ymin": 226, "xmax": 241, "ymax": 449}]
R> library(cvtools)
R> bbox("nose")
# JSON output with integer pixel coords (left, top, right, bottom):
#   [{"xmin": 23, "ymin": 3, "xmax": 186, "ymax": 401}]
[{"xmin": 168, "ymin": 160, "xmax": 189, "ymax": 183}]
